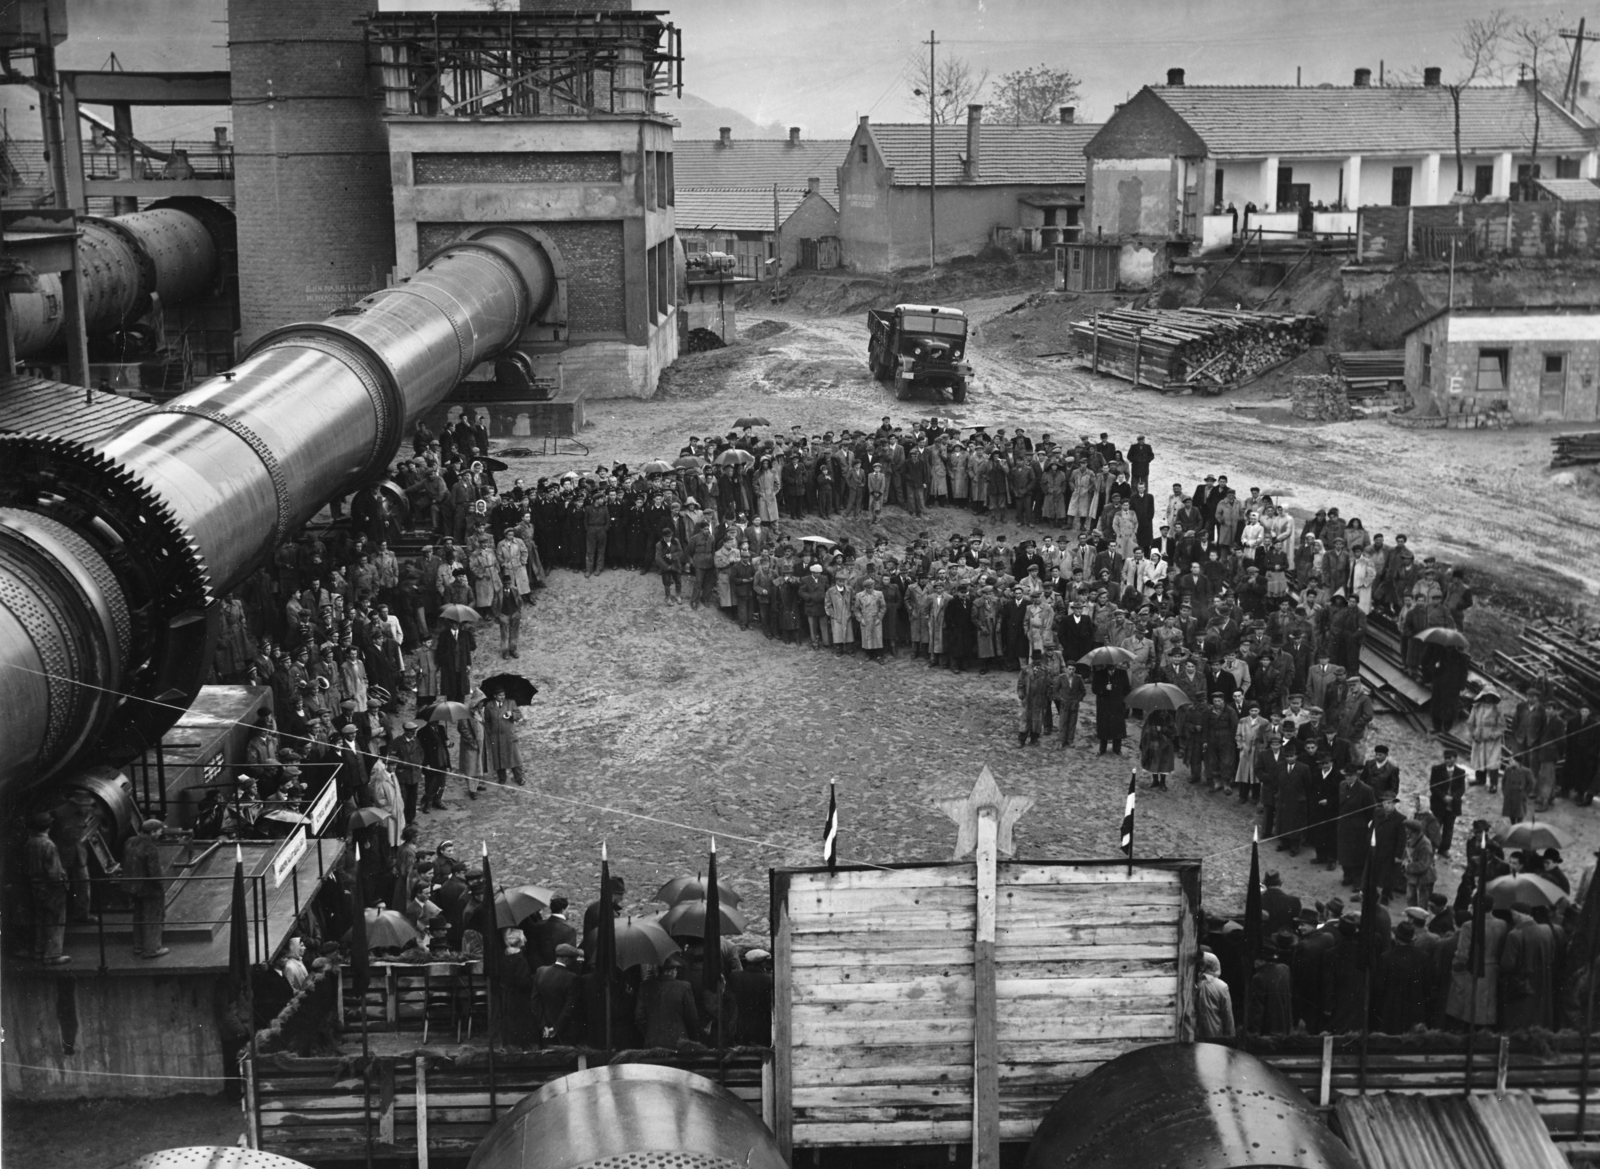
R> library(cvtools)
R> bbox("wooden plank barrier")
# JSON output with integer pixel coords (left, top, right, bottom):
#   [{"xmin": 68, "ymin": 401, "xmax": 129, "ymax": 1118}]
[
  {"xmin": 773, "ymin": 860, "xmax": 1201, "ymax": 1153},
  {"xmin": 250, "ymin": 1048, "xmax": 773, "ymax": 1163}
]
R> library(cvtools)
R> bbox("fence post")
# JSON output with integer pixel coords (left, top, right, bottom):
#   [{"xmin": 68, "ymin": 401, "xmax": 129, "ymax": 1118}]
[
  {"xmin": 1319, "ymin": 1033, "xmax": 1334, "ymax": 1108},
  {"xmin": 416, "ymin": 1055, "xmax": 430, "ymax": 1169},
  {"xmin": 244, "ymin": 1053, "xmax": 261, "ymax": 1149},
  {"xmin": 1495, "ymin": 1036, "xmax": 1509, "ymax": 1096}
]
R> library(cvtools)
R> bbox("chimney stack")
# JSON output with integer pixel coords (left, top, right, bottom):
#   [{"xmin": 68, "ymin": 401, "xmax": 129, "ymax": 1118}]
[
  {"xmin": 859, "ymin": 115, "xmax": 870, "ymax": 127},
  {"xmin": 718, "ymin": 126, "xmax": 731, "ymax": 146},
  {"xmin": 1423, "ymin": 66, "xmax": 1442, "ymax": 87},
  {"xmin": 965, "ymin": 104, "xmax": 983, "ymax": 179},
  {"xmin": 1354, "ymin": 68, "xmax": 1371, "ymax": 87},
  {"xmin": 789, "ymin": 126, "xmax": 801, "ymax": 145},
  {"xmin": 807, "ymin": 176, "xmax": 820, "ymax": 195},
  {"xmin": 1059, "ymin": 106, "xmax": 1075, "ymax": 124},
  {"xmin": 1166, "ymin": 67, "xmax": 1186, "ymax": 86}
]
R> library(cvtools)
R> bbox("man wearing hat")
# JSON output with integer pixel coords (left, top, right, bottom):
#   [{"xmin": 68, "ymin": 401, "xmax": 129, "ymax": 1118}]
[
  {"xmin": 1261, "ymin": 871, "xmax": 1301, "ymax": 933},
  {"xmin": 25, "ymin": 812, "xmax": 72, "ymax": 964},
  {"xmin": 1246, "ymin": 931, "xmax": 1294, "ymax": 1035},
  {"xmin": 121, "ymin": 818, "xmax": 170, "ymax": 958},
  {"xmin": 393, "ymin": 720, "xmax": 425, "ymax": 820},
  {"xmin": 534, "ymin": 944, "xmax": 584, "ymax": 1045},
  {"xmin": 636, "ymin": 951, "xmax": 701, "ymax": 1048}
]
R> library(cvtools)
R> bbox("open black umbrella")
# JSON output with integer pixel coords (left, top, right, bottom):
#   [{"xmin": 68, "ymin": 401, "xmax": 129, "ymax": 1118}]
[
  {"xmin": 478, "ymin": 456, "xmax": 509, "ymax": 473},
  {"xmin": 734, "ymin": 416, "xmax": 771, "ymax": 428},
  {"xmin": 479, "ymin": 673, "xmax": 539, "ymax": 706}
]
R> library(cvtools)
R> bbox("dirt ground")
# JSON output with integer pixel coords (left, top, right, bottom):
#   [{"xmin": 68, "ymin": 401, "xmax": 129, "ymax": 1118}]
[
  {"xmin": 464, "ymin": 284, "xmax": 1600, "ymax": 944},
  {"xmin": 2, "ymin": 1094, "xmax": 245, "ymax": 1169}
]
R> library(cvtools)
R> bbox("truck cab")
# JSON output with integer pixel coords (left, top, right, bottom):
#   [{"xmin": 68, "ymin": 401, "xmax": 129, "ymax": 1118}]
[{"xmin": 866, "ymin": 303, "xmax": 972, "ymax": 402}]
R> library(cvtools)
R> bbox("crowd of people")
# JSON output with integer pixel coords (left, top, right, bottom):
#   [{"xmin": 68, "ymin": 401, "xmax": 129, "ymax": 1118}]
[{"xmin": 1193, "ymin": 850, "xmax": 1599, "ymax": 1039}]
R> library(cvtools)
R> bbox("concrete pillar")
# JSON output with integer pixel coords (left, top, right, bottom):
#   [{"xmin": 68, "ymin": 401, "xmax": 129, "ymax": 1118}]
[
  {"xmin": 1260, "ymin": 157, "xmax": 1279, "ymax": 210},
  {"xmin": 1421, "ymin": 152, "xmax": 1441, "ymax": 205},
  {"xmin": 1344, "ymin": 154, "xmax": 1362, "ymax": 209},
  {"xmin": 1492, "ymin": 152, "xmax": 1514, "ymax": 198}
]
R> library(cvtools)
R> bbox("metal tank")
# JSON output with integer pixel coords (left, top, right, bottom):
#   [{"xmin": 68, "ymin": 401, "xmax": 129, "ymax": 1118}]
[
  {"xmin": 466, "ymin": 1064, "xmax": 788, "ymax": 1169},
  {"xmin": 7, "ymin": 201, "xmax": 227, "ymax": 355},
  {"xmin": 0, "ymin": 226, "xmax": 553, "ymax": 794},
  {"xmin": 1023, "ymin": 1043, "xmax": 1362, "ymax": 1169},
  {"xmin": 109, "ymin": 1149, "xmax": 311, "ymax": 1169}
]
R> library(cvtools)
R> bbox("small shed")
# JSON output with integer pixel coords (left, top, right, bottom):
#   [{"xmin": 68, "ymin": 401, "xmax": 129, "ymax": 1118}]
[
  {"xmin": 1057, "ymin": 241, "xmax": 1119, "ymax": 292},
  {"xmin": 1403, "ymin": 303, "xmax": 1600, "ymax": 422},
  {"xmin": 1532, "ymin": 176, "xmax": 1600, "ymax": 203}
]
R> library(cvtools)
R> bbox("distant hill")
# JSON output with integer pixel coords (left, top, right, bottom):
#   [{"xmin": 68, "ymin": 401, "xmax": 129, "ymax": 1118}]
[{"xmin": 658, "ymin": 93, "xmax": 790, "ymax": 140}]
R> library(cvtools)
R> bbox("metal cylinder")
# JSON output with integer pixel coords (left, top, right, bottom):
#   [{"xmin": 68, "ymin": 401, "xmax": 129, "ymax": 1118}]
[
  {"xmin": 0, "ymin": 228, "xmax": 551, "ymax": 795},
  {"xmin": 466, "ymin": 1064, "xmax": 788, "ymax": 1169},
  {"xmin": 110, "ymin": 1149, "xmax": 313, "ymax": 1169},
  {"xmin": 6, "ymin": 203, "xmax": 226, "ymax": 356},
  {"xmin": 1023, "ymin": 1043, "xmax": 1362, "ymax": 1169}
]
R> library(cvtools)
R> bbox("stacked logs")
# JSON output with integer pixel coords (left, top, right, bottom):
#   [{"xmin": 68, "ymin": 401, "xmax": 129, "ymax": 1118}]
[
  {"xmin": 1551, "ymin": 431, "xmax": 1600, "ymax": 467},
  {"xmin": 1289, "ymin": 375, "xmax": 1354, "ymax": 421},
  {"xmin": 1329, "ymin": 350, "xmax": 1406, "ymax": 399},
  {"xmin": 1071, "ymin": 307, "xmax": 1317, "ymax": 394}
]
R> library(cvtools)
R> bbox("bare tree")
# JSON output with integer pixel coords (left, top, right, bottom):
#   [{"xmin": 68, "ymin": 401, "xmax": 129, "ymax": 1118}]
[
  {"xmin": 984, "ymin": 64, "xmax": 1082, "ymax": 125},
  {"xmin": 903, "ymin": 52, "xmax": 989, "ymax": 124},
  {"xmin": 1510, "ymin": 15, "xmax": 1563, "ymax": 187}
]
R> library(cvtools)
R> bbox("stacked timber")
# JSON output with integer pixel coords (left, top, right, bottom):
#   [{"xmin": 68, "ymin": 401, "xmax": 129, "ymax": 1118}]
[
  {"xmin": 1071, "ymin": 307, "xmax": 1316, "ymax": 394},
  {"xmin": 1329, "ymin": 350, "xmax": 1405, "ymax": 399},
  {"xmin": 1550, "ymin": 431, "xmax": 1600, "ymax": 467},
  {"xmin": 1494, "ymin": 624, "xmax": 1600, "ymax": 710}
]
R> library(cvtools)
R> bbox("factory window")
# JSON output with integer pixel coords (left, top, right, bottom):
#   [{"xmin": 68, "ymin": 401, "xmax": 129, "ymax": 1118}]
[
  {"xmin": 667, "ymin": 153, "xmax": 675, "ymax": 206},
  {"xmin": 644, "ymin": 151, "xmax": 655, "ymax": 208},
  {"xmin": 1421, "ymin": 343, "xmax": 1432, "ymax": 385},
  {"xmin": 655, "ymin": 152, "xmax": 668, "ymax": 211},
  {"xmin": 683, "ymin": 237, "xmax": 705, "ymax": 253},
  {"xmin": 1475, "ymin": 348, "xmax": 1508, "ymax": 393},
  {"xmin": 647, "ymin": 243, "xmax": 659, "ymax": 321}
]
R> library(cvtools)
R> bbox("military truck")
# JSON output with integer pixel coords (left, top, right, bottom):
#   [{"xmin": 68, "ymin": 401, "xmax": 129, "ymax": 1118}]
[{"xmin": 865, "ymin": 304, "xmax": 972, "ymax": 402}]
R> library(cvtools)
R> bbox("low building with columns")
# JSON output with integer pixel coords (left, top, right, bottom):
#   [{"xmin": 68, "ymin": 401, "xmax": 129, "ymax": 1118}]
[{"xmin": 1083, "ymin": 67, "xmax": 1599, "ymax": 256}]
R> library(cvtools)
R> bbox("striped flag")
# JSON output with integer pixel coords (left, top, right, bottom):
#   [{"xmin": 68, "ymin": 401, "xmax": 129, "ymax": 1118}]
[
  {"xmin": 1120, "ymin": 770, "xmax": 1136, "ymax": 862},
  {"xmin": 823, "ymin": 780, "xmax": 838, "ymax": 872}
]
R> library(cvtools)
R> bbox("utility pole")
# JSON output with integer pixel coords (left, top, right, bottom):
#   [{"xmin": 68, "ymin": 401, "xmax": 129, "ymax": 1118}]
[
  {"xmin": 926, "ymin": 29, "xmax": 938, "ymax": 271},
  {"xmin": 1560, "ymin": 20, "xmax": 1600, "ymax": 111}
]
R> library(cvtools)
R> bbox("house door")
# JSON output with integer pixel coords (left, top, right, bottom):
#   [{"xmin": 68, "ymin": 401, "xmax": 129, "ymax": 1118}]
[
  {"xmin": 1540, "ymin": 352, "xmax": 1568, "ymax": 416},
  {"xmin": 1391, "ymin": 166, "xmax": 1413, "ymax": 207}
]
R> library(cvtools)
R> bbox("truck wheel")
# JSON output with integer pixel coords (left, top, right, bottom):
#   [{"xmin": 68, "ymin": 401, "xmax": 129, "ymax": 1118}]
[
  {"xmin": 951, "ymin": 378, "xmax": 968, "ymax": 404},
  {"xmin": 873, "ymin": 357, "xmax": 890, "ymax": 383}
]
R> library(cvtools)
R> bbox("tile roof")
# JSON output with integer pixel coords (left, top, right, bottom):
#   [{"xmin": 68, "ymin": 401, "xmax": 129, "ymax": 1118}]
[
  {"xmin": 673, "ymin": 187, "xmax": 829, "ymax": 233},
  {"xmin": 1148, "ymin": 84, "xmax": 1596, "ymax": 158},
  {"xmin": 866, "ymin": 122, "xmax": 1098, "ymax": 186},
  {"xmin": 672, "ymin": 139, "xmax": 848, "ymax": 191},
  {"xmin": 1334, "ymin": 1091, "xmax": 1568, "ymax": 1169},
  {"xmin": 1535, "ymin": 177, "xmax": 1600, "ymax": 200}
]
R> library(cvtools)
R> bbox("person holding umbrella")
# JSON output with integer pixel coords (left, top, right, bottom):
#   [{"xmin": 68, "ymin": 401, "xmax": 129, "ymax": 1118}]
[
  {"xmin": 483, "ymin": 686, "xmax": 526, "ymax": 787},
  {"xmin": 1092, "ymin": 662, "xmax": 1131, "ymax": 756}
]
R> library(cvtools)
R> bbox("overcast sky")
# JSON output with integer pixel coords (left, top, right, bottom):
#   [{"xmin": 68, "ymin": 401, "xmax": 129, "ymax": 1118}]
[{"xmin": 11, "ymin": 0, "xmax": 1584, "ymax": 141}]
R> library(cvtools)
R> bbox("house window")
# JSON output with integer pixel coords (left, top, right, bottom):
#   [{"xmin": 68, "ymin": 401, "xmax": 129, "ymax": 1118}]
[
  {"xmin": 1556, "ymin": 157, "xmax": 1580, "ymax": 179},
  {"xmin": 1473, "ymin": 164, "xmax": 1494, "ymax": 199},
  {"xmin": 1275, "ymin": 165, "xmax": 1294, "ymax": 209},
  {"xmin": 1391, "ymin": 166, "xmax": 1413, "ymax": 207},
  {"xmin": 1475, "ymin": 348, "xmax": 1509, "ymax": 393},
  {"xmin": 1545, "ymin": 352, "xmax": 1567, "ymax": 375},
  {"xmin": 1421, "ymin": 343, "xmax": 1432, "ymax": 385},
  {"xmin": 858, "ymin": 143, "xmax": 868, "ymax": 164},
  {"xmin": 1213, "ymin": 168, "xmax": 1224, "ymax": 210},
  {"xmin": 683, "ymin": 237, "xmax": 704, "ymax": 254}
]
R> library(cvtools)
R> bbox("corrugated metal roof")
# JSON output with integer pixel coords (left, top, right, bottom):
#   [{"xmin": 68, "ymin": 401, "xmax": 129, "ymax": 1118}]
[
  {"xmin": 866, "ymin": 121, "xmax": 1099, "ymax": 186},
  {"xmin": 1535, "ymin": 177, "xmax": 1600, "ymax": 201},
  {"xmin": 1334, "ymin": 1091, "xmax": 1568, "ymax": 1169},
  {"xmin": 1149, "ymin": 84, "xmax": 1596, "ymax": 158},
  {"xmin": 673, "ymin": 188, "xmax": 829, "ymax": 233},
  {"xmin": 672, "ymin": 138, "xmax": 848, "ymax": 191}
]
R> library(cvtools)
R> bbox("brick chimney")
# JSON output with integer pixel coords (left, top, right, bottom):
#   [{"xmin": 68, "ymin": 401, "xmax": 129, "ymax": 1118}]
[
  {"xmin": 1059, "ymin": 106, "xmax": 1075, "ymax": 124},
  {"xmin": 789, "ymin": 126, "xmax": 801, "ymax": 145},
  {"xmin": 718, "ymin": 126, "xmax": 731, "ymax": 146},
  {"xmin": 807, "ymin": 176, "xmax": 820, "ymax": 195},
  {"xmin": 1423, "ymin": 66, "xmax": 1442, "ymax": 87},
  {"xmin": 1354, "ymin": 68, "xmax": 1372, "ymax": 87},
  {"xmin": 966, "ymin": 103, "xmax": 982, "ymax": 180},
  {"xmin": 859, "ymin": 115, "xmax": 870, "ymax": 127},
  {"xmin": 1166, "ymin": 67, "xmax": 1186, "ymax": 86}
]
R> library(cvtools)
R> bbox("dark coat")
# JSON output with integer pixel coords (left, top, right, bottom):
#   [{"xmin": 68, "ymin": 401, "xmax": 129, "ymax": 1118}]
[
  {"xmin": 635, "ymin": 975, "xmax": 700, "ymax": 1048},
  {"xmin": 1093, "ymin": 667, "xmax": 1130, "ymax": 742},
  {"xmin": 1262, "ymin": 887, "xmax": 1302, "ymax": 934},
  {"xmin": 494, "ymin": 950, "xmax": 540, "ymax": 1047},
  {"xmin": 1429, "ymin": 763, "xmax": 1467, "ymax": 820},
  {"xmin": 1276, "ymin": 760, "xmax": 1311, "ymax": 836},
  {"xmin": 533, "ymin": 962, "xmax": 583, "ymax": 1044},
  {"xmin": 1336, "ymin": 777, "xmax": 1377, "ymax": 872},
  {"xmin": 1247, "ymin": 961, "xmax": 1294, "ymax": 1035},
  {"xmin": 944, "ymin": 595, "xmax": 977, "ymax": 659},
  {"xmin": 1375, "ymin": 942, "xmax": 1434, "ymax": 1032}
]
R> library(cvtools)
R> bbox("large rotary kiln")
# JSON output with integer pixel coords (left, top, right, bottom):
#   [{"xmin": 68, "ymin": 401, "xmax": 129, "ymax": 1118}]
[
  {"xmin": 0, "ymin": 227, "xmax": 555, "ymax": 794},
  {"xmin": 466, "ymin": 1065, "xmax": 789, "ymax": 1169},
  {"xmin": 7, "ymin": 197, "xmax": 231, "ymax": 357}
]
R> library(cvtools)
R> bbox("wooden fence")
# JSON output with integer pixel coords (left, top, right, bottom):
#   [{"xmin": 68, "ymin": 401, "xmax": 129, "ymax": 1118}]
[{"xmin": 247, "ymin": 1047, "xmax": 774, "ymax": 1164}]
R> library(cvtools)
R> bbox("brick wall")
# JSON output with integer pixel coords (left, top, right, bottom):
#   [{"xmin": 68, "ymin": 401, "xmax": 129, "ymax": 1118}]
[
  {"xmin": 418, "ymin": 220, "xmax": 626, "ymax": 334},
  {"xmin": 1360, "ymin": 201, "xmax": 1600, "ymax": 262},
  {"xmin": 413, "ymin": 152, "xmax": 622, "ymax": 184},
  {"xmin": 231, "ymin": 0, "xmax": 396, "ymax": 345}
]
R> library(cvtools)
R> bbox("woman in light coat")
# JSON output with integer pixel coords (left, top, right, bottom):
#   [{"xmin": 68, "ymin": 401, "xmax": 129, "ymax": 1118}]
[
  {"xmin": 368, "ymin": 753, "xmax": 406, "ymax": 847},
  {"xmin": 825, "ymin": 580, "xmax": 854, "ymax": 651},
  {"xmin": 926, "ymin": 443, "xmax": 948, "ymax": 503},
  {"xmin": 1466, "ymin": 692, "xmax": 1505, "ymax": 785},
  {"xmin": 714, "ymin": 535, "xmax": 740, "ymax": 608},
  {"xmin": 949, "ymin": 445, "xmax": 969, "ymax": 505},
  {"xmin": 1446, "ymin": 912, "xmax": 1508, "ymax": 1028},
  {"xmin": 756, "ymin": 461, "xmax": 781, "ymax": 523},
  {"xmin": 1351, "ymin": 550, "xmax": 1378, "ymax": 612}
]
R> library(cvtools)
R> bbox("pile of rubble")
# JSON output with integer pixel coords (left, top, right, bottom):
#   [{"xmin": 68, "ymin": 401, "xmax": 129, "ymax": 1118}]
[{"xmin": 1289, "ymin": 374, "xmax": 1354, "ymax": 421}]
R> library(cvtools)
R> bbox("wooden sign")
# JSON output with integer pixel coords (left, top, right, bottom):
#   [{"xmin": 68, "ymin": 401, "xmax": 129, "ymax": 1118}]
[
  {"xmin": 308, "ymin": 779, "xmax": 338, "ymax": 835},
  {"xmin": 771, "ymin": 773, "xmax": 1200, "ymax": 1159},
  {"xmin": 273, "ymin": 826, "xmax": 308, "ymax": 888}
]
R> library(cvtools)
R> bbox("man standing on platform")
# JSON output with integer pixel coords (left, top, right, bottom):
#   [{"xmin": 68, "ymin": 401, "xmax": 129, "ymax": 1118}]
[
  {"xmin": 122, "ymin": 818, "xmax": 170, "ymax": 959},
  {"xmin": 392, "ymin": 720, "xmax": 425, "ymax": 822},
  {"xmin": 1428, "ymin": 748, "xmax": 1468, "ymax": 858},
  {"xmin": 26, "ymin": 813, "xmax": 71, "ymax": 964}
]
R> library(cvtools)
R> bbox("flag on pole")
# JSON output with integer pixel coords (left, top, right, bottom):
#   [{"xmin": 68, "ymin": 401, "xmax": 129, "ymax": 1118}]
[
  {"xmin": 705, "ymin": 839, "xmax": 722, "ymax": 1005},
  {"xmin": 348, "ymin": 843, "xmax": 369, "ymax": 998},
  {"xmin": 1119, "ymin": 770, "xmax": 1136, "ymax": 858},
  {"xmin": 1243, "ymin": 827, "xmax": 1263, "ymax": 964},
  {"xmin": 1357, "ymin": 826, "xmax": 1380, "ymax": 971},
  {"xmin": 823, "ymin": 780, "xmax": 838, "ymax": 873},
  {"xmin": 228, "ymin": 844, "xmax": 254, "ymax": 1023}
]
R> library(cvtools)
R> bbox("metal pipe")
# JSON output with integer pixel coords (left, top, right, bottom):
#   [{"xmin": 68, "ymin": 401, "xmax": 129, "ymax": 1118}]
[{"xmin": 0, "ymin": 227, "xmax": 553, "ymax": 794}]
